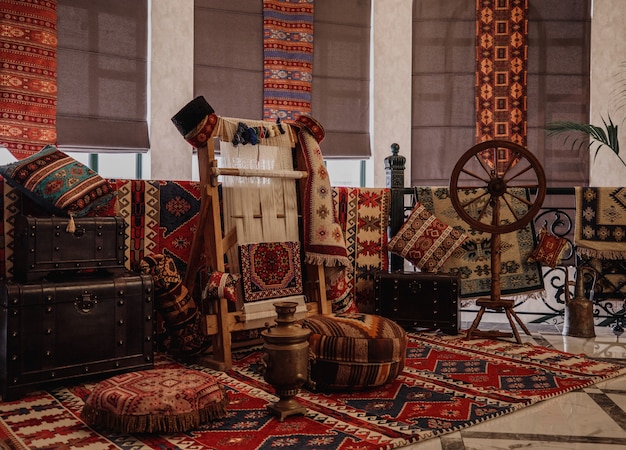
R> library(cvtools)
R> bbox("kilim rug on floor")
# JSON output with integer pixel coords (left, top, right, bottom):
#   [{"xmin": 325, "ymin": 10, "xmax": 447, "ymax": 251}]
[
  {"xmin": 2, "ymin": 332, "xmax": 625, "ymax": 450},
  {"xmin": 413, "ymin": 186, "xmax": 544, "ymax": 300}
]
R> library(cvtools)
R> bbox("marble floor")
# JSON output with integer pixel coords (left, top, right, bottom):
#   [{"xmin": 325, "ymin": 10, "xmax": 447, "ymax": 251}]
[{"xmin": 401, "ymin": 319, "xmax": 626, "ymax": 450}]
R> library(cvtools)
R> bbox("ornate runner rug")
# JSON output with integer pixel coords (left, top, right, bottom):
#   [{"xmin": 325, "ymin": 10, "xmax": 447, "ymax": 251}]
[
  {"xmin": 413, "ymin": 186, "xmax": 544, "ymax": 299},
  {"xmin": 0, "ymin": 0, "xmax": 58, "ymax": 158},
  {"xmin": 475, "ymin": 0, "xmax": 528, "ymax": 172},
  {"xmin": 330, "ymin": 186, "xmax": 390, "ymax": 313},
  {"xmin": 1, "ymin": 332, "xmax": 624, "ymax": 449},
  {"xmin": 262, "ymin": 0, "xmax": 314, "ymax": 121},
  {"xmin": 575, "ymin": 186, "xmax": 626, "ymax": 260}
]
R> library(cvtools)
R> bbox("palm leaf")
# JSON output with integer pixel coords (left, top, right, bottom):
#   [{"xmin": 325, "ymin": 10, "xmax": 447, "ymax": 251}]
[{"xmin": 546, "ymin": 115, "xmax": 624, "ymax": 166}]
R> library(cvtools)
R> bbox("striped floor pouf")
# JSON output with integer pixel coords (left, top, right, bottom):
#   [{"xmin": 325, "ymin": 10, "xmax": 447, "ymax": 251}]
[{"xmin": 301, "ymin": 313, "xmax": 407, "ymax": 391}]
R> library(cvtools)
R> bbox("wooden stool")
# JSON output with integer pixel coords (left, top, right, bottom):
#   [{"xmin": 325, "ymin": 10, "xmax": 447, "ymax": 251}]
[{"xmin": 465, "ymin": 298, "xmax": 531, "ymax": 344}]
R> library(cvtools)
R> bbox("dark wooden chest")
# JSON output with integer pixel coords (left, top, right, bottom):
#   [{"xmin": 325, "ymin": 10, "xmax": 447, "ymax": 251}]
[
  {"xmin": 12, "ymin": 215, "xmax": 126, "ymax": 282},
  {"xmin": 374, "ymin": 271, "xmax": 460, "ymax": 334},
  {"xmin": 0, "ymin": 273, "xmax": 154, "ymax": 401}
]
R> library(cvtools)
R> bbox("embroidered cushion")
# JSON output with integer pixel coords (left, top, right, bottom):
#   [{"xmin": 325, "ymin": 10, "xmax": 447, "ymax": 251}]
[
  {"xmin": 0, "ymin": 145, "xmax": 116, "ymax": 217},
  {"xmin": 529, "ymin": 227, "xmax": 569, "ymax": 268},
  {"xmin": 301, "ymin": 313, "xmax": 407, "ymax": 391},
  {"xmin": 388, "ymin": 203, "xmax": 467, "ymax": 272},
  {"xmin": 139, "ymin": 254, "xmax": 210, "ymax": 357},
  {"xmin": 204, "ymin": 270, "xmax": 240, "ymax": 303},
  {"xmin": 81, "ymin": 368, "xmax": 228, "ymax": 433}
]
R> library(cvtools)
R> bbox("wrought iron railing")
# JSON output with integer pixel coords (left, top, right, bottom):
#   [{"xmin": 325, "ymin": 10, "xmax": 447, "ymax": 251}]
[{"xmin": 386, "ymin": 183, "xmax": 625, "ymax": 330}]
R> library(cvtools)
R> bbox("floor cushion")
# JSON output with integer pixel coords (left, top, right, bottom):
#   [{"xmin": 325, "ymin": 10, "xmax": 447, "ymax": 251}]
[
  {"xmin": 301, "ymin": 313, "xmax": 407, "ymax": 391},
  {"xmin": 81, "ymin": 368, "xmax": 228, "ymax": 433}
]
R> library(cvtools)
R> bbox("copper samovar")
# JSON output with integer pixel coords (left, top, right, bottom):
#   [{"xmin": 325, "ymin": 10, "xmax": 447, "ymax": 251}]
[{"xmin": 260, "ymin": 301, "xmax": 311, "ymax": 421}]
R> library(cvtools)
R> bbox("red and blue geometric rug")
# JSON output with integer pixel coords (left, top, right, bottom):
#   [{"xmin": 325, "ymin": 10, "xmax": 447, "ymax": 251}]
[{"xmin": 1, "ymin": 332, "xmax": 625, "ymax": 449}]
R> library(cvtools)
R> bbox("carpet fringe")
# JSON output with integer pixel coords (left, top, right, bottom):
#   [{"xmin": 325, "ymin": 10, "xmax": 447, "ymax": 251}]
[
  {"xmin": 577, "ymin": 247, "xmax": 626, "ymax": 260},
  {"xmin": 81, "ymin": 392, "xmax": 229, "ymax": 434}
]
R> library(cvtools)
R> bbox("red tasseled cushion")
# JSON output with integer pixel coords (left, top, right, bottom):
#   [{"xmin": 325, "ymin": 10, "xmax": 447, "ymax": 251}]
[{"xmin": 82, "ymin": 368, "xmax": 228, "ymax": 433}]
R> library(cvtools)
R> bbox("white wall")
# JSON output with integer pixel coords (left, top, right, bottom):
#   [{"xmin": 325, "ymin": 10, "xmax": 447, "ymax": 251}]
[
  {"xmin": 589, "ymin": 0, "xmax": 626, "ymax": 186},
  {"xmin": 149, "ymin": 0, "xmax": 194, "ymax": 181},
  {"xmin": 370, "ymin": 0, "xmax": 413, "ymax": 187}
]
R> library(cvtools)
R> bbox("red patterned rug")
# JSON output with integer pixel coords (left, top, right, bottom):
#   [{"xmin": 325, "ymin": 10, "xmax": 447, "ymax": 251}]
[
  {"xmin": 475, "ymin": 0, "xmax": 528, "ymax": 172},
  {"xmin": 239, "ymin": 241, "xmax": 304, "ymax": 302},
  {"xmin": 0, "ymin": 0, "xmax": 57, "ymax": 158},
  {"xmin": 262, "ymin": 0, "xmax": 314, "ymax": 121},
  {"xmin": 2, "ymin": 332, "xmax": 624, "ymax": 449}
]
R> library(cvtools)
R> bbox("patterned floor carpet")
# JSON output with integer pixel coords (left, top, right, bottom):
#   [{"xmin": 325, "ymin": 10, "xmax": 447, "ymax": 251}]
[{"xmin": 1, "ymin": 332, "xmax": 625, "ymax": 450}]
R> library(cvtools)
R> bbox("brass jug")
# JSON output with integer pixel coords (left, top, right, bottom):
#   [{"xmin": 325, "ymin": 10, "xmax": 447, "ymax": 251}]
[{"xmin": 563, "ymin": 266, "xmax": 596, "ymax": 338}]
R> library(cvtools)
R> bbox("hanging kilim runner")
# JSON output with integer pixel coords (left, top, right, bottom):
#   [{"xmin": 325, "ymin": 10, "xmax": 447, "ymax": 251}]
[
  {"xmin": 476, "ymin": 0, "xmax": 528, "ymax": 173},
  {"xmin": 0, "ymin": 0, "xmax": 57, "ymax": 159},
  {"xmin": 262, "ymin": 0, "xmax": 314, "ymax": 121}
]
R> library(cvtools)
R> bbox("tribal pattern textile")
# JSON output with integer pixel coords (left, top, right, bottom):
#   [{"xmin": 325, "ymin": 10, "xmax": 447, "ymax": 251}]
[
  {"xmin": 0, "ymin": 0, "xmax": 57, "ymax": 158},
  {"xmin": 575, "ymin": 186, "xmax": 626, "ymax": 260},
  {"xmin": 413, "ymin": 186, "xmax": 544, "ymax": 299},
  {"xmin": 330, "ymin": 186, "xmax": 390, "ymax": 313},
  {"xmin": 262, "ymin": 0, "xmax": 314, "ymax": 121},
  {"xmin": 476, "ymin": 0, "xmax": 528, "ymax": 172},
  {"xmin": 239, "ymin": 241, "xmax": 304, "ymax": 302},
  {"xmin": 2, "ymin": 333, "xmax": 625, "ymax": 449},
  {"xmin": 0, "ymin": 179, "xmax": 200, "ymax": 281}
]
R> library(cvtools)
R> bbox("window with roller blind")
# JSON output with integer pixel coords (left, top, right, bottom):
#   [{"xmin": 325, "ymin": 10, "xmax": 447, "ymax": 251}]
[
  {"xmin": 56, "ymin": 0, "xmax": 149, "ymax": 179},
  {"xmin": 193, "ymin": 0, "xmax": 371, "ymax": 186},
  {"xmin": 410, "ymin": 0, "xmax": 591, "ymax": 188}
]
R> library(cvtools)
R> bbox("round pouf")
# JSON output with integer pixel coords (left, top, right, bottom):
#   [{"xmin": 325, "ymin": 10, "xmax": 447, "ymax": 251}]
[
  {"xmin": 81, "ymin": 368, "xmax": 228, "ymax": 433},
  {"xmin": 301, "ymin": 313, "xmax": 408, "ymax": 391}
]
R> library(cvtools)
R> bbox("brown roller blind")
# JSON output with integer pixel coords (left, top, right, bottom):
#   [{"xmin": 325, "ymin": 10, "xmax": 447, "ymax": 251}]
[
  {"xmin": 194, "ymin": 0, "xmax": 264, "ymax": 120},
  {"xmin": 410, "ymin": 0, "xmax": 475, "ymax": 186},
  {"xmin": 527, "ymin": 0, "xmax": 590, "ymax": 187},
  {"xmin": 56, "ymin": 0, "xmax": 149, "ymax": 152},
  {"xmin": 312, "ymin": 0, "xmax": 371, "ymax": 159},
  {"xmin": 194, "ymin": 0, "xmax": 371, "ymax": 159},
  {"xmin": 410, "ymin": 0, "xmax": 590, "ymax": 187}
]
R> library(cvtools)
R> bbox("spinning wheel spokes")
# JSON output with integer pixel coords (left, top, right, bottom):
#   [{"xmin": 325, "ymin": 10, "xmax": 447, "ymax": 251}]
[
  {"xmin": 449, "ymin": 140, "xmax": 547, "ymax": 343},
  {"xmin": 450, "ymin": 140, "xmax": 546, "ymax": 235}
]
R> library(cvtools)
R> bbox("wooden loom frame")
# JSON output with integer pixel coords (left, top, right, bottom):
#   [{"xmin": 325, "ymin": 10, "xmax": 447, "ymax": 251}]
[{"xmin": 184, "ymin": 120, "xmax": 332, "ymax": 371}]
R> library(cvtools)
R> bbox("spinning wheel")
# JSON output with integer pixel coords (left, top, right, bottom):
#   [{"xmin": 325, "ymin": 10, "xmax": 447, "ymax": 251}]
[{"xmin": 449, "ymin": 140, "xmax": 546, "ymax": 343}]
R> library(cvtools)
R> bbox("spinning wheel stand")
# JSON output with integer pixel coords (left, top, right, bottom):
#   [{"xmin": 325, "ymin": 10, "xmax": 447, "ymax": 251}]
[{"xmin": 449, "ymin": 140, "xmax": 546, "ymax": 343}]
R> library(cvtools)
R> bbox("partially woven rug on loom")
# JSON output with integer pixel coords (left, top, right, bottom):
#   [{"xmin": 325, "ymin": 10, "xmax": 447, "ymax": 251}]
[
  {"xmin": 2, "ymin": 332, "xmax": 624, "ymax": 450},
  {"xmin": 413, "ymin": 186, "xmax": 544, "ymax": 299},
  {"xmin": 575, "ymin": 186, "xmax": 626, "ymax": 260}
]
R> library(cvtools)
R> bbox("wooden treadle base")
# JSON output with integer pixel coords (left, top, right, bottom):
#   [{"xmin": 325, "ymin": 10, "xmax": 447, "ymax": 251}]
[{"xmin": 465, "ymin": 297, "xmax": 532, "ymax": 344}]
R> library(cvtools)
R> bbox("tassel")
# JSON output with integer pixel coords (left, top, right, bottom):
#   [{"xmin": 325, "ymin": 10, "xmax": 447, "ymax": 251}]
[{"xmin": 66, "ymin": 213, "xmax": 76, "ymax": 233}]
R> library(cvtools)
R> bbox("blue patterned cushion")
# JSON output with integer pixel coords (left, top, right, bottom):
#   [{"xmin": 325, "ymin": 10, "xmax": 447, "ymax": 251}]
[{"xmin": 0, "ymin": 145, "xmax": 116, "ymax": 217}]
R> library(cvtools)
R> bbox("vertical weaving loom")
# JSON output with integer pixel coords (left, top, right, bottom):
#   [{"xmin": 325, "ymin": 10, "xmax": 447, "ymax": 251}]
[{"xmin": 172, "ymin": 97, "xmax": 332, "ymax": 370}]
